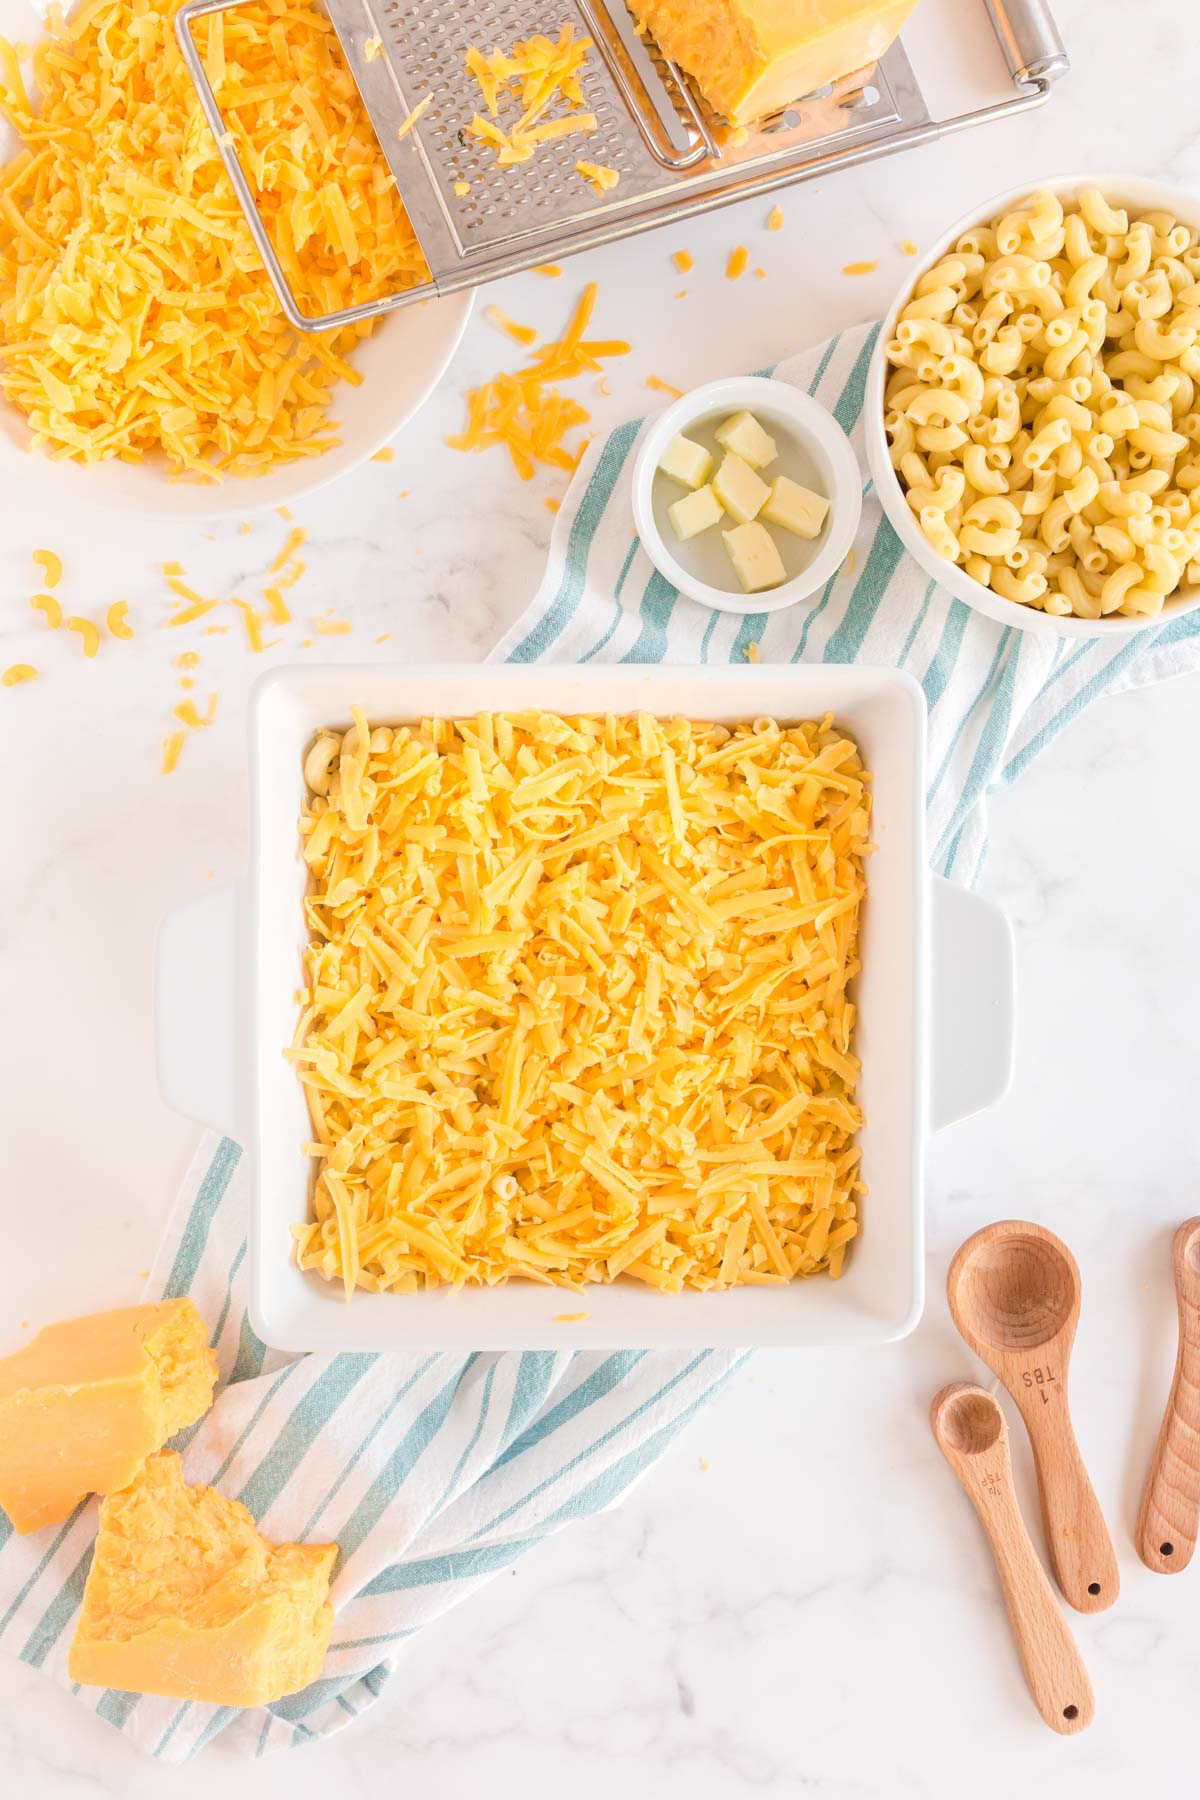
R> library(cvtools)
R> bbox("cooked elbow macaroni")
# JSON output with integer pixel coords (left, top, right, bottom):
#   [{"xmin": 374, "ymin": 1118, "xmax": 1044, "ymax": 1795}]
[{"xmin": 884, "ymin": 188, "xmax": 1200, "ymax": 619}]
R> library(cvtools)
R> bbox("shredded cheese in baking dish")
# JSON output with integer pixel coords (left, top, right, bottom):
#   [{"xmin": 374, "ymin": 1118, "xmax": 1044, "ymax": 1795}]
[
  {"xmin": 0, "ymin": 0, "xmax": 429, "ymax": 478},
  {"xmin": 291, "ymin": 710, "xmax": 871, "ymax": 1298}
]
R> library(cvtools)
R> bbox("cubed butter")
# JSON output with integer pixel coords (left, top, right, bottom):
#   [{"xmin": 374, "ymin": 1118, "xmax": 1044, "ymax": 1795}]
[
  {"xmin": 668, "ymin": 483, "xmax": 724, "ymax": 540},
  {"xmin": 714, "ymin": 410, "xmax": 778, "ymax": 469},
  {"xmin": 0, "ymin": 1300, "xmax": 217, "ymax": 1534},
  {"xmin": 723, "ymin": 521, "xmax": 787, "ymax": 592},
  {"xmin": 712, "ymin": 452, "xmax": 770, "ymax": 525},
  {"xmin": 762, "ymin": 474, "xmax": 830, "ymax": 539},
  {"xmin": 69, "ymin": 1451, "xmax": 338, "ymax": 1708},
  {"xmin": 633, "ymin": 0, "xmax": 920, "ymax": 126},
  {"xmin": 658, "ymin": 432, "xmax": 713, "ymax": 489}
]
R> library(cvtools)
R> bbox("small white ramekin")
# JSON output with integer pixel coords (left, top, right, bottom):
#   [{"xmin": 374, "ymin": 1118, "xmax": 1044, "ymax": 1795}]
[
  {"xmin": 864, "ymin": 174, "xmax": 1200, "ymax": 642},
  {"xmin": 631, "ymin": 375, "xmax": 863, "ymax": 615}
]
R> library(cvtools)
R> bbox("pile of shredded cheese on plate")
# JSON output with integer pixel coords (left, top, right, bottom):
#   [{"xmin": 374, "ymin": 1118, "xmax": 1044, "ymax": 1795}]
[
  {"xmin": 0, "ymin": 0, "xmax": 429, "ymax": 478},
  {"xmin": 291, "ymin": 708, "xmax": 871, "ymax": 1298}
]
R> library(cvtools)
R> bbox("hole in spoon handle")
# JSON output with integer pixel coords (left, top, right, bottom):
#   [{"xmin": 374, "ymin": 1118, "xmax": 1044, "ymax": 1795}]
[{"xmin": 1023, "ymin": 1400, "xmax": 1120, "ymax": 1611}]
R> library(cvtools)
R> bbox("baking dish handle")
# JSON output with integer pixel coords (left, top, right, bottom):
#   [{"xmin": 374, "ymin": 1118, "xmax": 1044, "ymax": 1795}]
[
  {"xmin": 155, "ymin": 884, "xmax": 242, "ymax": 1137},
  {"xmin": 931, "ymin": 877, "xmax": 1015, "ymax": 1132}
]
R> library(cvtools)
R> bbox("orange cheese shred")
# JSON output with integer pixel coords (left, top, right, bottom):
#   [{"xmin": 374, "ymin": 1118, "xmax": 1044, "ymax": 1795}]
[
  {"xmin": 161, "ymin": 731, "xmax": 186, "ymax": 774},
  {"xmin": 465, "ymin": 26, "xmax": 595, "ymax": 167},
  {"xmin": 726, "ymin": 246, "xmax": 749, "ymax": 279},
  {"xmin": 843, "ymin": 260, "xmax": 879, "ymax": 276}
]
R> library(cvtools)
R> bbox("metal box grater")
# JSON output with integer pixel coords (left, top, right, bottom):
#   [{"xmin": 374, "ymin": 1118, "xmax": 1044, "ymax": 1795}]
[{"xmin": 176, "ymin": 0, "xmax": 1069, "ymax": 333}]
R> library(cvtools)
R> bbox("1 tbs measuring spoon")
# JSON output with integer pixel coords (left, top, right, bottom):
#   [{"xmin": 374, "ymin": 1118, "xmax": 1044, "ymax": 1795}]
[
  {"xmin": 1136, "ymin": 1218, "xmax": 1200, "ymax": 1573},
  {"xmin": 932, "ymin": 1383, "xmax": 1094, "ymax": 1734},
  {"xmin": 948, "ymin": 1220, "xmax": 1119, "ymax": 1613}
]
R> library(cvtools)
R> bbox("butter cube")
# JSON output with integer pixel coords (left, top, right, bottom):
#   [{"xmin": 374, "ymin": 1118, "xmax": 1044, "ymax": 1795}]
[
  {"xmin": 762, "ymin": 474, "xmax": 830, "ymax": 539},
  {"xmin": 70, "ymin": 1451, "xmax": 337, "ymax": 1707},
  {"xmin": 0, "ymin": 1300, "xmax": 217, "ymax": 1534},
  {"xmin": 715, "ymin": 410, "xmax": 778, "ymax": 469},
  {"xmin": 713, "ymin": 452, "xmax": 770, "ymax": 525},
  {"xmin": 658, "ymin": 433, "xmax": 713, "ymax": 490},
  {"xmin": 668, "ymin": 483, "xmax": 724, "ymax": 540},
  {"xmin": 723, "ymin": 521, "xmax": 787, "ymax": 593}
]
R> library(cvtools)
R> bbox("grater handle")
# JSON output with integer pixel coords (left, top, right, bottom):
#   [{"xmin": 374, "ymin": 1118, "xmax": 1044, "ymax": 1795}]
[
  {"xmin": 984, "ymin": 0, "xmax": 1070, "ymax": 87},
  {"xmin": 174, "ymin": 0, "xmax": 435, "ymax": 332}
]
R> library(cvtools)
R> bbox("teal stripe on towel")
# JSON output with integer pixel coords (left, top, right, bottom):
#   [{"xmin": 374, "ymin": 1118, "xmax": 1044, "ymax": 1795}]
[{"xmin": 161, "ymin": 1137, "xmax": 241, "ymax": 1300}]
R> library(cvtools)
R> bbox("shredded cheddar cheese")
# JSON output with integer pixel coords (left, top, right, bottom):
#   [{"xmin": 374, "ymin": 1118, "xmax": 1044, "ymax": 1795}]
[
  {"xmin": 174, "ymin": 694, "xmax": 217, "ymax": 729},
  {"xmin": 767, "ymin": 206, "xmax": 783, "ymax": 231},
  {"xmin": 576, "ymin": 160, "xmax": 619, "ymax": 195},
  {"xmin": 161, "ymin": 731, "xmax": 186, "ymax": 773},
  {"xmin": 842, "ymin": 260, "xmax": 878, "ymax": 276},
  {"xmin": 533, "ymin": 263, "xmax": 561, "ymax": 277},
  {"xmin": 30, "ymin": 593, "xmax": 62, "ymax": 629},
  {"xmin": 554, "ymin": 1312, "xmax": 589, "ymax": 1323},
  {"xmin": 448, "ymin": 282, "xmax": 626, "ymax": 480},
  {"xmin": 671, "ymin": 249, "xmax": 693, "ymax": 273},
  {"xmin": 363, "ymin": 35, "xmax": 382, "ymax": 62},
  {"xmin": 396, "ymin": 93, "xmax": 434, "ymax": 142},
  {"xmin": 65, "ymin": 616, "xmax": 100, "ymax": 657},
  {"xmin": 106, "ymin": 601, "xmax": 133, "ymax": 640},
  {"xmin": 291, "ymin": 709, "xmax": 870, "ymax": 1297},
  {"xmin": 646, "ymin": 374, "xmax": 683, "ymax": 399},
  {"xmin": 0, "ymin": 0, "xmax": 430, "ymax": 479},
  {"xmin": 465, "ymin": 27, "xmax": 596, "ymax": 167},
  {"xmin": 2, "ymin": 663, "xmax": 38, "ymax": 686},
  {"xmin": 32, "ymin": 549, "xmax": 61, "ymax": 588},
  {"xmin": 370, "ymin": 447, "xmax": 394, "ymax": 462},
  {"xmin": 485, "ymin": 305, "xmax": 538, "ymax": 348},
  {"xmin": 902, "ymin": 239, "xmax": 918, "ymax": 256},
  {"xmin": 726, "ymin": 246, "xmax": 749, "ymax": 279}
]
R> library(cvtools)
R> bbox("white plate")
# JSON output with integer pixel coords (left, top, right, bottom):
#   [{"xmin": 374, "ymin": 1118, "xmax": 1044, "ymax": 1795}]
[
  {"xmin": 0, "ymin": 0, "xmax": 472, "ymax": 519},
  {"xmin": 156, "ymin": 663, "xmax": 1015, "ymax": 1352},
  {"xmin": 864, "ymin": 174, "xmax": 1200, "ymax": 640}
]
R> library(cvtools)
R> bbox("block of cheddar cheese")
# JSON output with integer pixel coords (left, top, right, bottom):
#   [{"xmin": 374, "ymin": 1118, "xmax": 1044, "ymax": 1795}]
[
  {"xmin": 70, "ymin": 1451, "xmax": 338, "ymax": 1708},
  {"xmin": 0, "ymin": 1300, "xmax": 216, "ymax": 1534},
  {"xmin": 633, "ymin": 0, "xmax": 921, "ymax": 125}
]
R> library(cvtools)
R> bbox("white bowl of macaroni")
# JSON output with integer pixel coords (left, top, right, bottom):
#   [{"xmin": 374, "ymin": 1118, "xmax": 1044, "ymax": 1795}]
[{"xmin": 864, "ymin": 176, "xmax": 1200, "ymax": 639}]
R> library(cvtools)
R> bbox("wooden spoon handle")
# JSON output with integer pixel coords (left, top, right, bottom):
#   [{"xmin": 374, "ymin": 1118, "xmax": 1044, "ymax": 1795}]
[
  {"xmin": 1137, "ymin": 1219, "xmax": 1200, "ymax": 1574},
  {"xmin": 968, "ymin": 1480, "xmax": 1095, "ymax": 1735},
  {"xmin": 1022, "ymin": 1397, "xmax": 1119, "ymax": 1612}
]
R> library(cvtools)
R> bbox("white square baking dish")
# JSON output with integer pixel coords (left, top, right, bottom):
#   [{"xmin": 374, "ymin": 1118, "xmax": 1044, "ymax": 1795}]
[{"xmin": 156, "ymin": 664, "xmax": 1014, "ymax": 1352}]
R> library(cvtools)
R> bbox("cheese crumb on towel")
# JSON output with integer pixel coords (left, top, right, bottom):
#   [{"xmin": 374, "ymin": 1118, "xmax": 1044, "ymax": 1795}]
[{"xmin": 291, "ymin": 709, "xmax": 871, "ymax": 1297}]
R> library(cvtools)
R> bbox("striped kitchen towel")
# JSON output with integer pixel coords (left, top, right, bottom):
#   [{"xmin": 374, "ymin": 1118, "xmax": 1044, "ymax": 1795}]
[
  {"xmin": 0, "ymin": 1136, "xmax": 745, "ymax": 1760},
  {"xmin": 493, "ymin": 321, "xmax": 1200, "ymax": 885}
]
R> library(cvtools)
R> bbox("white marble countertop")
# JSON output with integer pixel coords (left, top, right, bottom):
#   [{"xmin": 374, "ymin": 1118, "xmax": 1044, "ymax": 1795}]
[{"xmin": 3, "ymin": 0, "xmax": 1200, "ymax": 1791}]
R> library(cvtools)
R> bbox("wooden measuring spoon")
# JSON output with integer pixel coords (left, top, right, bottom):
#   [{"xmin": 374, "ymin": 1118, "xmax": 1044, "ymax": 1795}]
[
  {"xmin": 1136, "ymin": 1218, "xmax": 1200, "ymax": 1573},
  {"xmin": 932, "ymin": 1383, "xmax": 1095, "ymax": 1734},
  {"xmin": 948, "ymin": 1220, "xmax": 1119, "ymax": 1613}
]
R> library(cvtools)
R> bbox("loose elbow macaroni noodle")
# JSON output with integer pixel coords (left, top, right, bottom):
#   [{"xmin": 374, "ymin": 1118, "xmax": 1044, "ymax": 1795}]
[{"xmin": 884, "ymin": 188, "xmax": 1200, "ymax": 619}]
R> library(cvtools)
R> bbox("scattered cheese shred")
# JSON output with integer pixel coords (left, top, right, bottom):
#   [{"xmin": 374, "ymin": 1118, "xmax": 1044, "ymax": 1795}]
[
  {"xmin": 0, "ymin": 0, "xmax": 430, "ymax": 479},
  {"xmin": 162, "ymin": 562, "xmax": 185, "ymax": 578},
  {"xmin": 375, "ymin": 632, "xmax": 391, "ymax": 644},
  {"xmin": 2, "ymin": 663, "xmax": 38, "ymax": 686},
  {"xmin": 32, "ymin": 549, "xmax": 62, "ymax": 588},
  {"xmin": 576, "ymin": 160, "xmax": 619, "ymax": 195},
  {"xmin": 264, "ymin": 586, "xmax": 291, "ymax": 624},
  {"xmin": 743, "ymin": 640, "xmax": 760, "ymax": 663},
  {"xmin": 544, "ymin": 496, "xmax": 560, "ymax": 513},
  {"xmin": 646, "ymin": 374, "xmax": 684, "ymax": 398},
  {"xmin": 277, "ymin": 506, "xmax": 292, "ymax": 521},
  {"xmin": 485, "ymin": 305, "xmax": 539, "ymax": 348},
  {"xmin": 314, "ymin": 612, "xmax": 352, "ymax": 635},
  {"xmin": 448, "ymin": 282, "xmax": 626, "ymax": 480},
  {"xmin": 370, "ymin": 447, "xmax": 394, "ymax": 462},
  {"xmin": 106, "ymin": 601, "xmax": 133, "ymax": 640},
  {"xmin": 753, "ymin": 267, "xmax": 766, "ymax": 279},
  {"xmin": 902, "ymin": 239, "xmax": 918, "ymax": 256},
  {"xmin": 363, "ymin": 35, "xmax": 382, "ymax": 61},
  {"xmin": 65, "ymin": 615, "xmax": 100, "ymax": 657},
  {"xmin": 453, "ymin": 180, "xmax": 471, "ymax": 197},
  {"xmin": 533, "ymin": 263, "xmax": 561, "ymax": 277},
  {"xmin": 396, "ymin": 92, "xmax": 433, "ymax": 142},
  {"xmin": 465, "ymin": 26, "xmax": 595, "ymax": 167},
  {"xmin": 161, "ymin": 731, "xmax": 186, "ymax": 773},
  {"xmin": 174, "ymin": 694, "xmax": 217, "ymax": 729},
  {"xmin": 30, "ymin": 592, "xmax": 62, "ymax": 629},
  {"xmin": 726, "ymin": 246, "xmax": 749, "ymax": 279},
  {"xmin": 166, "ymin": 599, "xmax": 217, "ymax": 626},
  {"xmin": 291, "ymin": 709, "xmax": 870, "ymax": 1296},
  {"xmin": 843, "ymin": 260, "xmax": 879, "ymax": 276},
  {"xmin": 671, "ymin": 250, "xmax": 693, "ymax": 273},
  {"xmin": 271, "ymin": 527, "xmax": 308, "ymax": 573},
  {"xmin": 767, "ymin": 206, "xmax": 783, "ymax": 231},
  {"xmin": 231, "ymin": 598, "xmax": 268, "ymax": 652},
  {"xmin": 554, "ymin": 1312, "xmax": 589, "ymax": 1323}
]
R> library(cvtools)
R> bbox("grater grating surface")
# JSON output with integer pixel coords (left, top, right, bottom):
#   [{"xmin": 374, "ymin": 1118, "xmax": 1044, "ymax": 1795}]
[{"xmin": 175, "ymin": 0, "xmax": 1068, "ymax": 332}]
